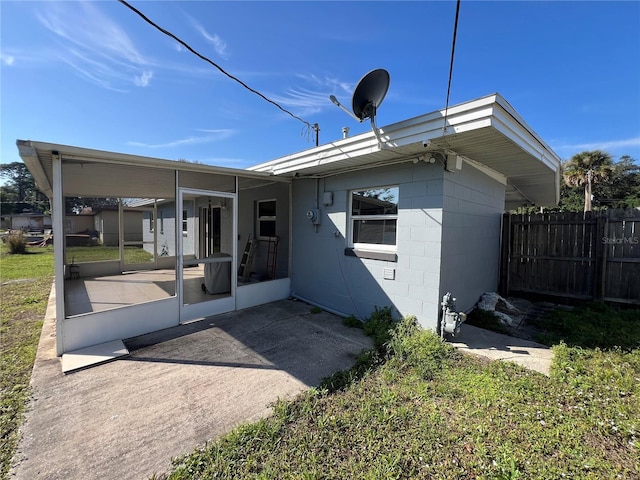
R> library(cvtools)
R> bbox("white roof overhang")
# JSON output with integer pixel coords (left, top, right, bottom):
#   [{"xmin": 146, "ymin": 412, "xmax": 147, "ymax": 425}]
[
  {"xmin": 249, "ymin": 93, "xmax": 561, "ymax": 209},
  {"xmin": 17, "ymin": 140, "xmax": 289, "ymax": 199}
]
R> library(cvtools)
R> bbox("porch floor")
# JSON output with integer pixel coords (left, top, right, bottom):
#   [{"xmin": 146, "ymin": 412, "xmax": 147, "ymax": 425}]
[{"xmin": 64, "ymin": 266, "xmax": 229, "ymax": 317}]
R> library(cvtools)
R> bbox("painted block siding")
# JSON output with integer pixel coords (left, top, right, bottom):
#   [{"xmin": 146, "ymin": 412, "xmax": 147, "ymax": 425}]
[
  {"xmin": 148, "ymin": 203, "xmax": 178, "ymax": 257},
  {"xmin": 142, "ymin": 201, "xmax": 184, "ymax": 258},
  {"xmin": 291, "ymin": 160, "xmax": 506, "ymax": 329},
  {"xmin": 439, "ymin": 163, "xmax": 506, "ymax": 314},
  {"xmin": 291, "ymin": 162, "xmax": 447, "ymax": 329}
]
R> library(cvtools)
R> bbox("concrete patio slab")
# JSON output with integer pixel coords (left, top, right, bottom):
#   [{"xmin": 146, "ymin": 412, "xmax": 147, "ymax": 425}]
[
  {"xmin": 61, "ymin": 340, "xmax": 129, "ymax": 374},
  {"xmin": 9, "ymin": 297, "xmax": 373, "ymax": 480}
]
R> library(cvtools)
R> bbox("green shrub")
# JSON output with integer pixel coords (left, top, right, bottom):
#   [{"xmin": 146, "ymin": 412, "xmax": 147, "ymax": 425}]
[
  {"xmin": 388, "ymin": 316, "xmax": 454, "ymax": 379},
  {"xmin": 320, "ymin": 307, "xmax": 398, "ymax": 392},
  {"xmin": 5, "ymin": 232, "xmax": 27, "ymax": 254},
  {"xmin": 363, "ymin": 306, "xmax": 396, "ymax": 349},
  {"xmin": 342, "ymin": 314, "xmax": 363, "ymax": 329}
]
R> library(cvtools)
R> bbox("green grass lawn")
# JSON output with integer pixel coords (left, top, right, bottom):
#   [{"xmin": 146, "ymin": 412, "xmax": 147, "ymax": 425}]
[
  {"xmin": 0, "ymin": 244, "xmax": 53, "ymax": 480},
  {"xmin": 67, "ymin": 245, "xmax": 153, "ymax": 264}
]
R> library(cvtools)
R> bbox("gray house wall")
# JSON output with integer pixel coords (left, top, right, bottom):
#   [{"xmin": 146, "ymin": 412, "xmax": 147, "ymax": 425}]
[
  {"xmin": 291, "ymin": 162, "xmax": 447, "ymax": 328},
  {"xmin": 237, "ymin": 182, "xmax": 290, "ymax": 279},
  {"xmin": 142, "ymin": 203, "xmax": 177, "ymax": 257},
  {"xmin": 439, "ymin": 164, "xmax": 506, "ymax": 314}
]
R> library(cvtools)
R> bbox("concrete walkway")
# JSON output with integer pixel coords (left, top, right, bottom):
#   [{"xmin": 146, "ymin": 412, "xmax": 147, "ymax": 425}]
[
  {"xmin": 9, "ymin": 298, "xmax": 373, "ymax": 480},
  {"xmin": 449, "ymin": 323, "xmax": 554, "ymax": 375}
]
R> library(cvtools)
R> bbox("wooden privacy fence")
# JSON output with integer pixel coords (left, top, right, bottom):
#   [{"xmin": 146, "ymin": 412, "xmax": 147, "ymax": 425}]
[{"xmin": 499, "ymin": 209, "xmax": 640, "ymax": 305}]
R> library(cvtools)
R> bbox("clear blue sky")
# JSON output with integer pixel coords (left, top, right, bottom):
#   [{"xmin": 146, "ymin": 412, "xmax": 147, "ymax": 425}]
[{"xmin": 2, "ymin": 1, "xmax": 639, "ymax": 172}]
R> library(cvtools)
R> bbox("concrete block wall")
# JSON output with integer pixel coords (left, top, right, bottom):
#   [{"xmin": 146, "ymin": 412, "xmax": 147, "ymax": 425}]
[
  {"xmin": 439, "ymin": 161, "xmax": 506, "ymax": 313},
  {"xmin": 291, "ymin": 161, "xmax": 446, "ymax": 329}
]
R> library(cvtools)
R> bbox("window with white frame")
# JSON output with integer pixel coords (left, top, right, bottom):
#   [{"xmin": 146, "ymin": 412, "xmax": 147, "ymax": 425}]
[
  {"xmin": 257, "ymin": 199, "xmax": 276, "ymax": 239},
  {"xmin": 149, "ymin": 211, "xmax": 154, "ymax": 232},
  {"xmin": 159, "ymin": 210, "xmax": 164, "ymax": 234},
  {"xmin": 349, "ymin": 186, "xmax": 398, "ymax": 250}
]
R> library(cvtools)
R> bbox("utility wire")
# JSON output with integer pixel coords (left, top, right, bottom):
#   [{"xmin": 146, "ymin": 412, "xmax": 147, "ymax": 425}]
[
  {"xmin": 442, "ymin": 0, "xmax": 461, "ymax": 133},
  {"xmin": 117, "ymin": 0, "xmax": 316, "ymax": 134}
]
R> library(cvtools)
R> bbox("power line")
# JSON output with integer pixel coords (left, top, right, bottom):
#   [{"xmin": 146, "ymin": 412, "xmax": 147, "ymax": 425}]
[
  {"xmin": 442, "ymin": 0, "xmax": 461, "ymax": 133},
  {"xmin": 117, "ymin": 0, "xmax": 316, "ymax": 135}
]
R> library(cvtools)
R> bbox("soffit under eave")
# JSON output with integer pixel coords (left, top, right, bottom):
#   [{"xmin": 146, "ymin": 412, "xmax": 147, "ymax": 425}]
[{"xmin": 17, "ymin": 141, "xmax": 54, "ymax": 198}]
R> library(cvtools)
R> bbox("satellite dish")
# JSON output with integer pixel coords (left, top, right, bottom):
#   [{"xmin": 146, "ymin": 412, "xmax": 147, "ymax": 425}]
[
  {"xmin": 329, "ymin": 68, "xmax": 390, "ymax": 148},
  {"xmin": 351, "ymin": 68, "xmax": 390, "ymax": 121}
]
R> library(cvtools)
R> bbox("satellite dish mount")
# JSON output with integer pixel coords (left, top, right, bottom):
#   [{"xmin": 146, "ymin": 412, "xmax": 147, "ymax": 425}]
[{"xmin": 329, "ymin": 68, "xmax": 390, "ymax": 148}]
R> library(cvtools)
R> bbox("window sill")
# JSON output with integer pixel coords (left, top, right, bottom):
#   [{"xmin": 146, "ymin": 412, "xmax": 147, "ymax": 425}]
[{"xmin": 344, "ymin": 248, "xmax": 397, "ymax": 262}]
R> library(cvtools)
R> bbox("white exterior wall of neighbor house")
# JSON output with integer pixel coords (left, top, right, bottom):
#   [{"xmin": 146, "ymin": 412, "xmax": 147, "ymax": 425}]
[
  {"xmin": 291, "ymin": 161, "xmax": 446, "ymax": 329},
  {"xmin": 438, "ymin": 162, "xmax": 506, "ymax": 314}
]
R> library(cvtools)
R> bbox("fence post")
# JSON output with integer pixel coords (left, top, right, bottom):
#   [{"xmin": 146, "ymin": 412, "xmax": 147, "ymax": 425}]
[
  {"xmin": 594, "ymin": 213, "xmax": 607, "ymax": 301},
  {"xmin": 498, "ymin": 213, "xmax": 511, "ymax": 296}
]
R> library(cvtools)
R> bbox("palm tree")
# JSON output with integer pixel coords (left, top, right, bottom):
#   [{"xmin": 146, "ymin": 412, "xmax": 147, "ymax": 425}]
[{"xmin": 562, "ymin": 150, "xmax": 614, "ymax": 212}]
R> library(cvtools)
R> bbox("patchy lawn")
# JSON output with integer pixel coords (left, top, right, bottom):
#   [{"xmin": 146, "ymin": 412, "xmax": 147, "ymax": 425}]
[
  {"xmin": 159, "ymin": 312, "xmax": 640, "ymax": 480},
  {"xmin": 0, "ymin": 245, "xmax": 53, "ymax": 479}
]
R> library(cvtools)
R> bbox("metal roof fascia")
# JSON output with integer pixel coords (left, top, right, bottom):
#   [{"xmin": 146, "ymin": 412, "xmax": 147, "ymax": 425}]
[
  {"xmin": 490, "ymin": 111, "xmax": 561, "ymax": 174},
  {"xmin": 249, "ymin": 97, "xmax": 500, "ymax": 176},
  {"xmin": 16, "ymin": 140, "xmax": 53, "ymax": 198},
  {"xmin": 23, "ymin": 140, "xmax": 290, "ymax": 183}
]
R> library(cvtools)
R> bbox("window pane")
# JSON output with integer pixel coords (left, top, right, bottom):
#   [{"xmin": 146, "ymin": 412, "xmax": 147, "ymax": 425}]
[
  {"xmin": 353, "ymin": 219, "xmax": 397, "ymax": 245},
  {"xmin": 351, "ymin": 187, "xmax": 398, "ymax": 215},
  {"xmin": 259, "ymin": 200, "xmax": 276, "ymax": 217},
  {"xmin": 259, "ymin": 220, "xmax": 276, "ymax": 237}
]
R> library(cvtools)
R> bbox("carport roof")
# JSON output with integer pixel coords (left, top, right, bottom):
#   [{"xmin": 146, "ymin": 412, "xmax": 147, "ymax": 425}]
[
  {"xmin": 16, "ymin": 140, "xmax": 289, "ymax": 199},
  {"xmin": 249, "ymin": 93, "xmax": 561, "ymax": 209}
]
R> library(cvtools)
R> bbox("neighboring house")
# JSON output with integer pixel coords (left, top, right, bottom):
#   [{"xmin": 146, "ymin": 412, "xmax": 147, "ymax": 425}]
[
  {"xmin": 94, "ymin": 207, "xmax": 143, "ymax": 246},
  {"xmin": 17, "ymin": 93, "xmax": 560, "ymax": 360},
  {"xmin": 65, "ymin": 213, "xmax": 95, "ymax": 235},
  {"xmin": 1, "ymin": 212, "xmax": 52, "ymax": 231}
]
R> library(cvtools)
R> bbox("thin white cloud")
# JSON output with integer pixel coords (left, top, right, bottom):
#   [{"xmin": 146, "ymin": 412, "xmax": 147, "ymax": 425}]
[
  {"xmin": 296, "ymin": 73, "xmax": 352, "ymax": 94},
  {"xmin": 0, "ymin": 53, "xmax": 15, "ymax": 66},
  {"xmin": 568, "ymin": 137, "xmax": 640, "ymax": 151},
  {"xmin": 187, "ymin": 17, "xmax": 228, "ymax": 58},
  {"xmin": 134, "ymin": 71, "xmax": 154, "ymax": 87},
  {"xmin": 268, "ymin": 74, "xmax": 354, "ymax": 116},
  {"xmin": 35, "ymin": 1, "xmax": 153, "ymax": 90},
  {"xmin": 128, "ymin": 129, "xmax": 236, "ymax": 149},
  {"xmin": 553, "ymin": 137, "xmax": 640, "ymax": 156}
]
